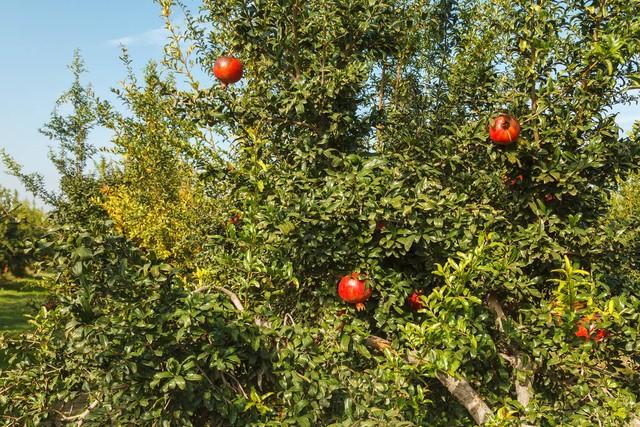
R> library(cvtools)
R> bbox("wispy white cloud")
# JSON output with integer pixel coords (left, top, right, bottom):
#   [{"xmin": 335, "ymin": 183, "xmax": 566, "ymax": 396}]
[{"xmin": 107, "ymin": 27, "xmax": 168, "ymax": 47}]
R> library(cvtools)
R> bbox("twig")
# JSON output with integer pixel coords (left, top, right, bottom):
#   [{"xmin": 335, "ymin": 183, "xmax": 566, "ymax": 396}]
[
  {"xmin": 193, "ymin": 284, "xmax": 270, "ymax": 327},
  {"xmin": 194, "ymin": 284, "xmax": 244, "ymax": 310},
  {"xmin": 486, "ymin": 293, "xmax": 533, "ymax": 408},
  {"xmin": 59, "ymin": 399, "xmax": 99, "ymax": 423}
]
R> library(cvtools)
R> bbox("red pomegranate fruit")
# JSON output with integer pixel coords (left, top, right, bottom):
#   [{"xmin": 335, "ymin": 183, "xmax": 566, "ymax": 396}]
[
  {"xmin": 575, "ymin": 314, "xmax": 610, "ymax": 343},
  {"xmin": 337, "ymin": 273, "xmax": 372, "ymax": 311},
  {"xmin": 489, "ymin": 114, "xmax": 521, "ymax": 145},
  {"xmin": 407, "ymin": 291, "xmax": 424, "ymax": 311},
  {"xmin": 213, "ymin": 56, "xmax": 243, "ymax": 86}
]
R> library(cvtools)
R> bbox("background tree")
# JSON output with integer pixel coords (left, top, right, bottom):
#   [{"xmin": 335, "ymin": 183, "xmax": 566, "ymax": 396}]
[{"xmin": 0, "ymin": 187, "xmax": 44, "ymax": 276}]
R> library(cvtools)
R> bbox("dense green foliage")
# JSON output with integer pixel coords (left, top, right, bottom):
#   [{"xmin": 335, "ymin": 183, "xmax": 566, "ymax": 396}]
[{"xmin": 1, "ymin": 0, "xmax": 640, "ymax": 425}]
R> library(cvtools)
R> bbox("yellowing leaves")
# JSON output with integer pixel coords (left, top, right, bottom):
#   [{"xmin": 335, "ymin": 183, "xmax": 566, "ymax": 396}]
[{"xmin": 100, "ymin": 170, "xmax": 211, "ymax": 264}]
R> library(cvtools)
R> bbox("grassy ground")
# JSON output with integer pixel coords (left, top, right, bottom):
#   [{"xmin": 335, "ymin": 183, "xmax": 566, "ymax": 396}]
[
  {"xmin": 0, "ymin": 275, "xmax": 48, "ymax": 369},
  {"xmin": 0, "ymin": 275, "xmax": 48, "ymax": 333}
]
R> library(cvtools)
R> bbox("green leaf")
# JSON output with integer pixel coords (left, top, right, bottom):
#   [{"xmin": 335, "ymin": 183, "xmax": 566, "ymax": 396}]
[
  {"xmin": 74, "ymin": 246, "xmax": 92, "ymax": 259},
  {"xmin": 340, "ymin": 334, "xmax": 351, "ymax": 352}
]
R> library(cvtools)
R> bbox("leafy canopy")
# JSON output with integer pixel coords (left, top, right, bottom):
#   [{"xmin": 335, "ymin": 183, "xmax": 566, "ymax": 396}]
[{"xmin": 1, "ymin": 0, "xmax": 639, "ymax": 426}]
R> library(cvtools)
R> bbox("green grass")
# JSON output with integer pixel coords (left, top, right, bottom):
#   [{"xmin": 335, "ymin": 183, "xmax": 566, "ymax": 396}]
[
  {"xmin": 0, "ymin": 276, "xmax": 48, "ymax": 333},
  {"xmin": 0, "ymin": 276, "xmax": 48, "ymax": 369}
]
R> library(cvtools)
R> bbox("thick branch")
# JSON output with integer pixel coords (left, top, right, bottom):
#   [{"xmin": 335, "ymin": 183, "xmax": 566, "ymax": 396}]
[
  {"xmin": 365, "ymin": 335, "xmax": 493, "ymax": 425},
  {"xmin": 435, "ymin": 371, "xmax": 494, "ymax": 425},
  {"xmin": 210, "ymin": 287, "xmax": 495, "ymax": 424}
]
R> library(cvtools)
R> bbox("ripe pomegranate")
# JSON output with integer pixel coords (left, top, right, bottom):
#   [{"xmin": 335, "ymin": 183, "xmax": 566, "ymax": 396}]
[
  {"xmin": 575, "ymin": 314, "xmax": 610, "ymax": 343},
  {"xmin": 407, "ymin": 291, "xmax": 424, "ymax": 311},
  {"xmin": 213, "ymin": 56, "xmax": 243, "ymax": 86},
  {"xmin": 337, "ymin": 273, "xmax": 372, "ymax": 311},
  {"xmin": 593, "ymin": 329, "xmax": 610, "ymax": 342},
  {"xmin": 489, "ymin": 114, "xmax": 521, "ymax": 145}
]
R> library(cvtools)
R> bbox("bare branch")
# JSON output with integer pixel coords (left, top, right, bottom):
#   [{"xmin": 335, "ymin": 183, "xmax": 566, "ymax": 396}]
[
  {"xmin": 58, "ymin": 398, "xmax": 99, "ymax": 424},
  {"xmin": 435, "ymin": 371, "xmax": 494, "ymax": 425}
]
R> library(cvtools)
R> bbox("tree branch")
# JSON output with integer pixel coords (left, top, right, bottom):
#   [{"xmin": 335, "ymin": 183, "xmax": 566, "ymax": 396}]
[
  {"xmin": 364, "ymin": 335, "xmax": 493, "ymax": 425},
  {"xmin": 435, "ymin": 371, "xmax": 494, "ymax": 425},
  {"xmin": 194, "ymin": 285, "xmax": 270, "ymax": 327},
  {"xmin": 208, "ymin": 286, "xmax": 498, "ymax": 425},
  {"xmin": 486, "ymin": 294, "xmax": 533, "ymax": 408},
  {"xmin": 57, "ymin": 396, "xmax": 99, "ymax": 425}
]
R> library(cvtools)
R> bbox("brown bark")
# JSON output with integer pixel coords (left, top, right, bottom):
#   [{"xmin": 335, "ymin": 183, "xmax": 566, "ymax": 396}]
[{"xmin": 435, "ymin": 371, "xmax": 494, "ymax": 425}]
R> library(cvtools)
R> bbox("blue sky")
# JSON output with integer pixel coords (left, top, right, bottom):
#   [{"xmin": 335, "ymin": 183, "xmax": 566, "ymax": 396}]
[
  {"xmin": 0, "ymin": 2, "xmax": 638, "ymax": 204},
  {"xmin": 0, "ymin": 1, "xmax": 172, "ymax": 200}
]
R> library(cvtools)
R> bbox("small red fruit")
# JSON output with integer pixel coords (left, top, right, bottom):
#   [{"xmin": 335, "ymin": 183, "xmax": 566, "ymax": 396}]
[
  {"xmin": 375, "ymin": 220, "xmax": 386, "ymax": 231},
  {"xmin": 337, "ymin": 272, "xmax": 372, "ymax": 311},
  {"xmin": 575, "ymin": 314, "xmax": 610, "ymax": 343},
  {"xmin": 489, "ymin": 114, "xmax": 521, "ymax": 145},
  {"xmin": 407, "ymin": 291, "xmax": 424, "ymax": 311},
  {"xmin": 575, "ymin": 324, "xmax": 590, "ymax": 340},
  {"xmin": 227, "ymin": 213, "xmax": 241, "ymax": 225},
  {"xmin": 213, "ymin": 56, "xmax": 243, "ymax": 86},
  {"xmin": 593, "ymin": 329, "xmax": 610, "ymax": 342},
  {"xmin": 544, "ymin": 193, "xmax": 556, "ymax": 203}
]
